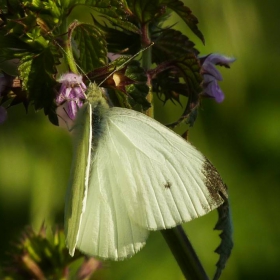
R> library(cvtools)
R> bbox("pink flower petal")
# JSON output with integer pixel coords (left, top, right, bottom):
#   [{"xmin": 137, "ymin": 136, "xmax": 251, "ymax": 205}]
[
  {"xmin": 201, "ymin": 53, "xmax": 235, "ymax": 103},
  {"xmin": 59, "ymin": 73, "xmax": 84, "ymax": 85},
  {"xmin": 207, "ymin": 54, "xmax": 236, "ymax": 66},
  {"xmin": 202, "ymin": 62, "xmax": 223, "ymax": 81}
]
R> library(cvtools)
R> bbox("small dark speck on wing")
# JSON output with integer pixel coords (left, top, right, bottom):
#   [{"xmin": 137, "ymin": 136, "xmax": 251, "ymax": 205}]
[{"xmin": 164, "ymin": 181, "xmax": 172, "ymax": 189}]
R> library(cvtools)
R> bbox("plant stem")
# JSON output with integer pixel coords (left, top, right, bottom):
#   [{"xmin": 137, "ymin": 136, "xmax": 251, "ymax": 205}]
[
  {"xmin": 64, "ymin": 46, "xmax": 79, "ymax": 74},
  {"xmin": 141, "ymin": 24, "xmax": 208, "ymax": 279},
  {"xmin": 141, "ymin": 23, "xmax": 154, "ymax": 118},
  {"xmin": 161, "ymin": 226, "xmax": 209, "ymax": 280},
  {"xmin": 64, "ymin": 21, "xmax": 80, "ymax": 74}
]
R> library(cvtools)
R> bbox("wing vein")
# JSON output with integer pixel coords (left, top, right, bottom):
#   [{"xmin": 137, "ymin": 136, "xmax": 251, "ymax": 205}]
[
  {"xmin": 109, "ymin": 111, "xmax": 199, "ymax": 160},
  {"xmin": 134, "ymin": 150, "xmax": 167, "ymax": 228},
  {"xmin": 168, "ymin": 158, "xmax": 200, "ymax": 218}
]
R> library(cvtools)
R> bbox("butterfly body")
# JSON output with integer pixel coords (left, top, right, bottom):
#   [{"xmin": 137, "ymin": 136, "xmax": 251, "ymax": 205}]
[{"xmin": 65, "ymin": 83, "xmax": 227, "ymax": 260}]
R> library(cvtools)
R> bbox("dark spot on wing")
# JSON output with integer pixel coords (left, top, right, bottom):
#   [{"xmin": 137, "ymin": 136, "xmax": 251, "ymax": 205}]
[
  {"xmin": 164, "ymin": 181, "xmax": 172, "ymax": 189},
  {"xmin": 202, "ymin": 158, "xmax": 228, "ymax": 205}
]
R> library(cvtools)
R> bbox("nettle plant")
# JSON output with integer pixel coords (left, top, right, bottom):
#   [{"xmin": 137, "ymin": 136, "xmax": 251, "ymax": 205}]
[{"xmin": 0, "ymin": 1, "xmax": 234, "ymax": 279}]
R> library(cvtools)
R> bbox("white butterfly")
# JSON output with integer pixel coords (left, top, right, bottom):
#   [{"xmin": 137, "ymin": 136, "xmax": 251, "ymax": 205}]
[{"xmin": 64, "ymin": 82, "xmax": 227, "ymax": 260}]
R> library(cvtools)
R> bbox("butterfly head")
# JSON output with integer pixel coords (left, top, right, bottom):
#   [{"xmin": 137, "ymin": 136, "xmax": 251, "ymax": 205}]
[{"xmin": 85, "ymin": 82, "xmax": 110, "ymax": 110}]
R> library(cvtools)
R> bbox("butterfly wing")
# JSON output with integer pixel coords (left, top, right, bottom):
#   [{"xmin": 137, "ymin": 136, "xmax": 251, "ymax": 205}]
[
  {"xmin": 65, "ymin": 103, "xmax": 92, "ymax": 256},
  {"xmin": 75, "ymin": 106, "xmax": 227, "ymax": 259},
  {"xmin": 76, "ymin": 131, "xmax": 149, "ymax": 260},
  {"xmin": 102, "ymin": 107, "xmax": 227, "ymax": 230}
]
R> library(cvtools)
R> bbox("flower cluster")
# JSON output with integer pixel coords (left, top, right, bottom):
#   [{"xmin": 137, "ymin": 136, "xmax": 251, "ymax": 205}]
[
  {"xmin": 200, "ymin": 54, "xmax": 236, "ymax": 103},
  {"xmin": 56, "ymin": 73, "xmax": 87, "ymax": 120}
]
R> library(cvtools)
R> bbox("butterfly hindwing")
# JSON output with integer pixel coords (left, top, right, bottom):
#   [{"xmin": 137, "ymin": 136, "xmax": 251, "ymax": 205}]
[{"xmin": 76, "ymin": 136, "xmax": 149, "ymax": 260}]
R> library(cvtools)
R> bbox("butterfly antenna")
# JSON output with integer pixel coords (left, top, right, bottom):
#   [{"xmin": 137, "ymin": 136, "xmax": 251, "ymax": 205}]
[
  {"xmin": 53, "ymin": 39, "xmax": 91, "ymax": 99},
  {"xmin": 54, "ymin": 38, "xmax": 154, "ymax": 95},
  {"xmin": 98, "ymin": 42, "xmax": 154, "ymax": 87}
]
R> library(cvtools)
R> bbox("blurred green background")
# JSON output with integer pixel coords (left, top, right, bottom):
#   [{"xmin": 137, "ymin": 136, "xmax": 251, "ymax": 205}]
[{"xmin": 0, "ymin": 0, "xmax": 279, "ymax": 279}]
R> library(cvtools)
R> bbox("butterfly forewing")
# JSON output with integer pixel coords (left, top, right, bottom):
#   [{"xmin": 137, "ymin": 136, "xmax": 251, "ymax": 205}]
[
  {"xmin": 65, "ymin": 102, "xmax": 92, "ymax": 256},
  {"xmin": 105, "ymin": 108, "xmax": 227, "ymax": 229}
]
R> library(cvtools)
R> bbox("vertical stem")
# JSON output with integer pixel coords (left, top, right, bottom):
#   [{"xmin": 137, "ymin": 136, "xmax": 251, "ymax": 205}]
[
  {"xmin": 140, "ymin": 23, "xmax": 209, "ymax": 280},
  {"xmin": 54, "ymin": 18, "xmax": 73, "ymax": 73},
  {"xmin": 64, "ymin": 21, "xmax": 80, "ymax": 74},
  {"xmin": 161, "ymin": 226, "xmax": 209, "ymax": 280},
  {"xmin": 64, "ymin": 45, "xmax": 79, "ymax": 74},
  {"xmin": 141, "ymin": 23, "xmax": 154, "ymax": 118}
]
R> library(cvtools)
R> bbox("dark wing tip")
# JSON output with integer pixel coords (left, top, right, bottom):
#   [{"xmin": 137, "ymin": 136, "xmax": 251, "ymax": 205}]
[{"xmin": 202, "ymin": 158, "xmax": 228, "ymax": 205}]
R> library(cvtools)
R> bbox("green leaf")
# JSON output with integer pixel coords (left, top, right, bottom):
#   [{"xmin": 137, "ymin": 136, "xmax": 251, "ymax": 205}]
[
  {"xmin": 126, "ymin": 82, "xmax": 150, "ymax": 110},
  {"xmin": 153, "ymin": 53, "xmax": 202, "ymax": 105},
  {"xmin": 171, "ymin": 54, "xmax": 202, "ymax": 126},
  {"xmin": 0, "ymin": 33, "xmax": 31, "ymax": 50},
  {"xmin": 71, "ymin": 0, "xmax": 123, "ymax": 18},
  {"xmin": 72, "ymin": 22, "xmax": 108, "ymax": 73},
  {"xmin": 18, "ymin": 48, "xmax": 57, "ymax": 115},
  {"xmin": 0, "ymin": 58, "xmax": 20, "ymax": 76},
  {"xmin": 48, "ymin": 102, "xmax": 59, "ymax": 126},
  {"xmin": 41, "ymin": 0, "xmax": 63, "ymax": 18},
  {"xmin": 125, "ymin": 61, "xmax": 150, "ymax": 110},
  {"xmin": 1, "ymin": 2, "xmax": 59, "ymax": 51},
  {"xmin": 59, "ymin": 0, "xmax": 73, "ymax": 10},
  {"xmin": 22, "ymin": 0, "xmax": 62, "ymax": 16},
  {"xmin": 0, "ymin": 0, "xmax": 22, "ymax": 13},
  {"xmin": 90, "ymin": 16, "xmax": 141, "ymax": 54},
  {"xmin": 153, "ymin": 53, "xmax": 202, "ymax": 127},
  {"xmin": 86, "ymin": 56, "xmax": 150, "ymax": 110},
  {"xmin": 162, "ymin": 0, "xmax": 204, "ymax": 43},
  {"xmin": 126, "ymin": 0, "xmax": 204, "ymax": 44},
  {"xmin": 127, "ymin": 0, "xmax": 165, "ymax": 24},
  {"xmin": 67, "ymin": 0, "xmax": 140, "ymax": 33},
  {"xmin": 153, "ymin": 70, "xmax": 189, "ymax": 104},
  {"xmin": 152, "ymin": 28, "xmax": 199, "ymax": 64},
  {"xmin": 25, "ymin": 26, "xmax": 50, "ymax": 49},
  {"xmin": 213, "ymin": 194, "xmax": 233, "ymax": 280},
  {"xmin": 0, "ymin": 49, "xmax": 28, "ymax": 67},
  {"xmin": 113, "ymin": 58, "xmax": 150, "ymax": 110},
  {"xmin": 21, "ymin": 0, "xmax": 63, "ymax": 29},
  {"xmin": 175, "ymin": 53, "xmax": 202, "ymax": 96}
]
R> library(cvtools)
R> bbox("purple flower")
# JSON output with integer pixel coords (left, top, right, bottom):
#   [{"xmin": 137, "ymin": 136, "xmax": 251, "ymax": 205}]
[
  {"xmin": 56, "ymin": 73, "xmax": 87, "ymax": 120},
  {"xmin": 200, "ymin": 54, "xmax": 235, "ymax": 103}
]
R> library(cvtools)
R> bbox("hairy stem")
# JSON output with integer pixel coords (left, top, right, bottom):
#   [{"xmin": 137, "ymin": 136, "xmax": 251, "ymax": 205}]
[{"xmin": 64, "ymin": 21, "xmax": 80, "ymax": 74}]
